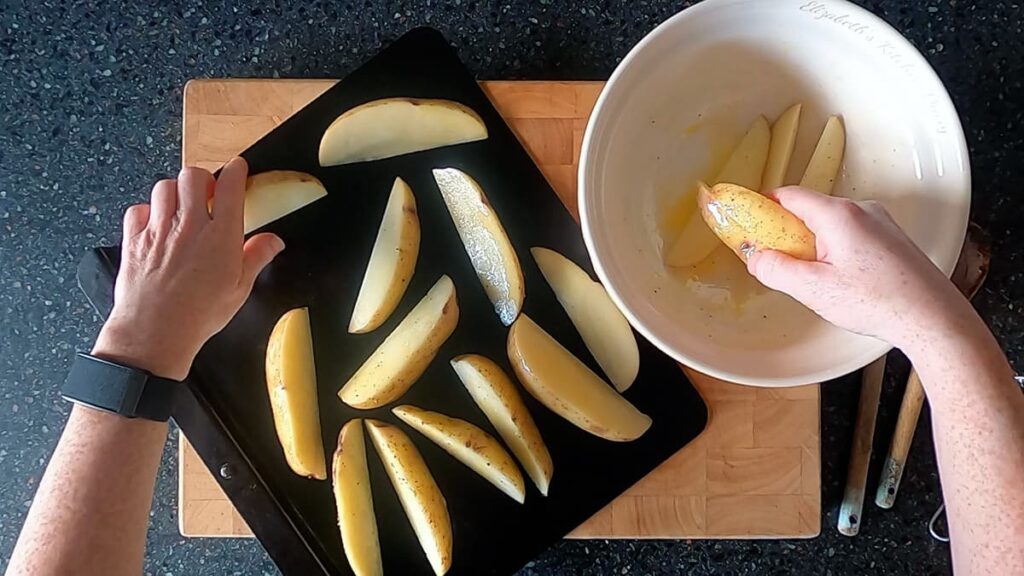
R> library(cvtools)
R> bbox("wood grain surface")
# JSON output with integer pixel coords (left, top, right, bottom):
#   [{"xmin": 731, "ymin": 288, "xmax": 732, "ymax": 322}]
[{"xmin": 179, "ymin": 79, "xmax": 821, "ymax": 539}]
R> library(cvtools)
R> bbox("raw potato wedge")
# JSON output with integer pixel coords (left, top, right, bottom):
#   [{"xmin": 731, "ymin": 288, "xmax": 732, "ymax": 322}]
[
  {"xmin": 393, "ymin": 405, "xmax": 526, "ymax": 503},
  {"xmin": 799, "ymin": 115, "xmax": 846, "ymax": 195},
  {"xmin": 762, "ymin": 103, "xmax": 803, "ymax": 192},
  {"xmin": 349, "ymin": 177, "xmax": 420, "ymax": 334},
  {"xmin": 698, "ymin": 182, "xmax": 816, "ymax": 262},
  {"xmin": 433, "ymin": 167, "xmax": 524, "ymax": 325},
  {"xmin": 333, "ymin": 420, "xmax": 382, "ymax": 576},
  {"xmin": 266, "ymin": 307, "xmax": 327, "ymax": 479},
  {"xmin": 319, "ymin": 98, "xmax": 488, "ymax": 166},
  {"xmin": 666, "ymin": 116, "xmax": 771, "ymax": 267},
  {"xmin": 507, "ymin": 315, "xmax": 652, "ymax": 442},
  {"xmin": 339, "ymin": 276, "xmax": 459, "ymax": 409},
  {"xmin": 531, "ymin": 247, "xmax": 639, "ymax": 392},
  {"xmin": 366, "ymin": 419, "xmax": 452, "ymax": 576},
  {"xmin": 243, "ymin": 170, "xmax": 327, "ymax": 234},
  {"xmin": 451, "ymin": 355, "xmax": 554, "ymax": 496}
]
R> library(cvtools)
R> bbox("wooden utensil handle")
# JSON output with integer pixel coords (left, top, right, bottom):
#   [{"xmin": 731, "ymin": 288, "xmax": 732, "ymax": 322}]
[
  {"xmin": 839, "ymin": 356, "xmax": 886, "ymax": 536},
  {"xmin": 875, "ymin": 369, "xmax": 925, "ymax": 509}
]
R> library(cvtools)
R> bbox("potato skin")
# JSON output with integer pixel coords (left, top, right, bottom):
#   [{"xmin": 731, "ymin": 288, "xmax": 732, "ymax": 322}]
[{"xmin": 697, "ymin": 183, "xmax": 816, "ymax": 262}]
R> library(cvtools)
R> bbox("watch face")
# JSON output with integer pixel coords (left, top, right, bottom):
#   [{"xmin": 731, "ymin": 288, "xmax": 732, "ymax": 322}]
[{"xmin": 62, "ymin": 353, "xmax": 174, "ymax": 421}]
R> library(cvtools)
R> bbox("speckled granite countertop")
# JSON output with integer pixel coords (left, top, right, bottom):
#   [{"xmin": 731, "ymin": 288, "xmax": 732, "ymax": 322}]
[{"xmin": 1, "ymin": 1, "xmax": 1021, "ymax": 574}]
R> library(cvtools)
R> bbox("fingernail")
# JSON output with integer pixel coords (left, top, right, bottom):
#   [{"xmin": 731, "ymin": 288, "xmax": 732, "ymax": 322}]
[{"xmin": 271, "ymin": 236, "xmax": 285, "ymax": 253}]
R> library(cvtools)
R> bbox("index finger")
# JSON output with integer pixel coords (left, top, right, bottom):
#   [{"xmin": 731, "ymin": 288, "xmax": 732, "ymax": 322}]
[
  {"xmin": 770, "ymin": 186, "xmax": 853, "ymax": 232},
  {"xmin": 211, "ymin": 157, "xmax": 249, "ymax": 233}
]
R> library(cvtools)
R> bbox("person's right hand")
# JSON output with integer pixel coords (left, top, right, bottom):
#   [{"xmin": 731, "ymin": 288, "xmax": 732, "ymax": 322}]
[{"xmin": 746, "ymin": 186, "xmax": 970, "ymax": 349}]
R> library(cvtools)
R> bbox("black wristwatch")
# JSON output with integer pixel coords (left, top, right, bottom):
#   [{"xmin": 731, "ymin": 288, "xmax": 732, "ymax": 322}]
[{"xmin": 62, "ymin": 352, "xmax": 179, "ymax": 422}]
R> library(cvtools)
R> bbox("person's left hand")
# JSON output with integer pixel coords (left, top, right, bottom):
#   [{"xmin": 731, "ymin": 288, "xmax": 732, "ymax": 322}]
[{"xmin": 92, "ymin": 157, "xmax": 284, "ymax": 380}]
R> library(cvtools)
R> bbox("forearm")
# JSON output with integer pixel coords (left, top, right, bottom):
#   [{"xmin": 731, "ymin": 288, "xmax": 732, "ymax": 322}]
[
  {"xmin": 6, "ymin": 405, "xmax": 168, "ymax": 576},
  {"xmin": 901, "ymin": 309, "xmax": 1024, "ymax": 575}
]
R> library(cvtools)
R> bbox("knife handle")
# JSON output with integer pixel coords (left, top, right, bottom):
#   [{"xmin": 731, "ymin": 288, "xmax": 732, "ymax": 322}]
[
  {"xmin": 839, "ymin": 356, "xmax": 886, "ymax": 536},
  {"xmin": 875, "ymin": 369, "xmax": 926, "ymax": 509}
]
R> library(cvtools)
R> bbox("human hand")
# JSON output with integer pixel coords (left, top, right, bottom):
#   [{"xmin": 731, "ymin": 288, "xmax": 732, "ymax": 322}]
[
  {"xmin": 92, "ymin": 158, "xmax": 284, "ymax": 380},
  {"xmin": 746, "ymin": 186, "xmax": 968, "ymax": 349}
]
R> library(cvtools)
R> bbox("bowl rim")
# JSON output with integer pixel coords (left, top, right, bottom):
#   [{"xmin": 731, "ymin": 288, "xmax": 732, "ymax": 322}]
[{"xmin": 577, "ymin": 0, "xmax": 971, "ymax": 386}]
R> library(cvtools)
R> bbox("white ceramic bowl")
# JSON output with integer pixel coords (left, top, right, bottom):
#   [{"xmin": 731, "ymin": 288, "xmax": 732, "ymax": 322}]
[{"xmin": 579, "ymin": 0, "xmax": 970, "ymax": 386}]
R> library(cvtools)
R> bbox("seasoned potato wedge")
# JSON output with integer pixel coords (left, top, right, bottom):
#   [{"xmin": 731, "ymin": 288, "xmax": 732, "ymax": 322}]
[
  {"xmin": 666, "ymin": 116, "xmax": 770, "ymax": 267},
  {"xmin": 393, "ymin": 405, "xmax": 526, "ymax": 503},
  {"xmin": 349, "ymin": 177, "xmax": 420, "ymax": 334},
  {"xmin": 451, "ymin": 354, "xmax": 554, "ymax": 496},
  {"xmin": 242, "ymin": 170, "xmax": 327, "ymax": 234},
  {"xmin": 266, "ymin": 307, "xmax": 327, "ymax": 479},
  {"xmin": 507, "ymin": 315, "xmax": 652, "ymax": 442},
  {"xmin": 319, "ymin": 98, "xmax": 488, "ymax": 166},
  {"xmin": 799, "ymin": 115, "xmax": 846, "ymax": 195},
  {"xmin": 763, "ymin": 103, "xmax": 802, "ymax": 192},
  {"xmin": 366, "ymin": 419, "xmax": 452, "ymax": 576},
  {"xmin": 333, "ymin": 420, "xmax": 382, "ymax": 576},
  {"xmin": 697, "ymin": 182, "xmax": 816, "ymax": 262},
  {"xmin": 339, "ymin": 276, "xmax": 459, "ymax": 409},
  {"xmin": 531, "ymin": 247, "xmax": 639, "ymax": 392},
  {"xmin": 433, "ymin": 167, "xmax": 524, "ymax": 326}
]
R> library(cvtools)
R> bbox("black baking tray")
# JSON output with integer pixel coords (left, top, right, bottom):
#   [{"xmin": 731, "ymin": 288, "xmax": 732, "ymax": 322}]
[{"xmin": 77, "ymin": 27, "xmax": 708, "ymax": 576}]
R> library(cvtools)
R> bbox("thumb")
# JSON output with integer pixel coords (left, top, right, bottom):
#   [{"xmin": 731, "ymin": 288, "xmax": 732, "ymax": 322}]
[
  {"xmin": 747, "ymin": 249, "xmax": 826, "ymax": 297},
  {"xmin": 240, "ymin": 233, "xmax": 285, "ymax": 292}
]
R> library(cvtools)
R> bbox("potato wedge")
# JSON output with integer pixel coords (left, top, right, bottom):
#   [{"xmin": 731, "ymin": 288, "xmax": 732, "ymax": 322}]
[
  {"xmin": 762, "ymin": 103, "xmax": 802, "ymax": 192},
  {"xmin": 698, "ymin": 182, "xmax": 816, "ymax": 262},
  {"xmin": 666, "ymin": 116, "xmax": 770, "ymax": 267},
  {"xmin": 433, "ymin": 168, "xmax": 524, "ymax": 325},
  {"xmin": 340, "ymin": 276, "xmax": 459, "ymax": 409},
  {"xmin": 366, "ymin": 419, "xmax": 452, "ymax": 576},
  {"xmin": 531, "ymin": 247, "xmax": 639, "ymax": 392},
  {"xmin": 507, "ymin": 315, "xmax": 652, "ymax": 442},
  {"xmin": 319, "ymin": 98, "xmax": 488, "ymax": 166},
  {"xmin": 333, "ymin": 420, "xmax": 382, "ymax": 576},
  {"xmin": 393, "ymin": 405, "xmax": 526, "ymax": 503},
  {"xmin": 349, "ymin": 177, "xmax": 420, "ymax": 334},
  {"xmin": 451, "ymin": 355, "xmax": 554, "ymax": 496},
  {"xmin": 242, "ymin": 170, "xmax": 327, "ymax": 234},
  {"xmin": 799, "ymin": 115, "xmax": 846, "ymax": 195},
  {"xmin": 266, "ymin": 307, "xmax": 327, "ymax": 479}
]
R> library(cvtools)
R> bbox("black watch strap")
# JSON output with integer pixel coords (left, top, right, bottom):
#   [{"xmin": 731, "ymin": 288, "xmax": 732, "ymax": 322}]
[{"xmin": 62, "ymin": 352, "xmax": 179, "ymax": 422}]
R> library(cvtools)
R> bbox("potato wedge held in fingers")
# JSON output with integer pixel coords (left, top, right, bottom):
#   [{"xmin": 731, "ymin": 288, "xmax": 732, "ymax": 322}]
[
  {"xmin": 266, "ymin": 307, "xmax": 327, "ymax": 479},
  {"xmin": 762, "ymin": 103, "xmax": 802, "ymax": 192},
  {"xmin": 698, "ymin": 182, "xmax": 816, "ymax": 262},
  {"xmin": 243, "ymin": 170, "xmax": 327, "ymax": 234},
  {"xmin": 451, "ymin": 355, "xmax": 554, "ymax": 496},
  {"xmin": 531, "ymin": 247, "xmax": 639, "ymax": 392},
  {"xmin": 366, "ymin": 419, "xmax": 452, "ymax": 576},
  {"xmin": 319, "ymin": 98, "xmax": 488, "ymax": 166},
  {"xmin": 799, "ymin": 115, "xmax": 846, "ymax": 195},
  {"xmin": 349, "ymin": 177, "xmax": 420, "ymax": 334},
  {"xmin": 507, "ymin": 315, "xmax": 652, "ymax": 442},
  {"xmin": 333, "ymin": 420, "xmax": 382, "ymax": 576},
  {"xmin": 433, "ymin": 168, "xmax": 524, "ymax": 326},
  {"xmin": 393, "ymin": 405, "xmax": 526, "ymax": 503},
  {"xmin": 666, "ymin": 116, "xmax": 770, "ymax": 267},
  {"xmin": 340, "ymin": 276, "xmax": 459, "ymax": 409}
]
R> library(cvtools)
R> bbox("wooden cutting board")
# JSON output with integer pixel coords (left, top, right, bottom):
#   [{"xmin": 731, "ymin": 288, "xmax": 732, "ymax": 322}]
[{"xmin": 178, "ymin": 79, "xmax": 820, "ymax": 539}]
